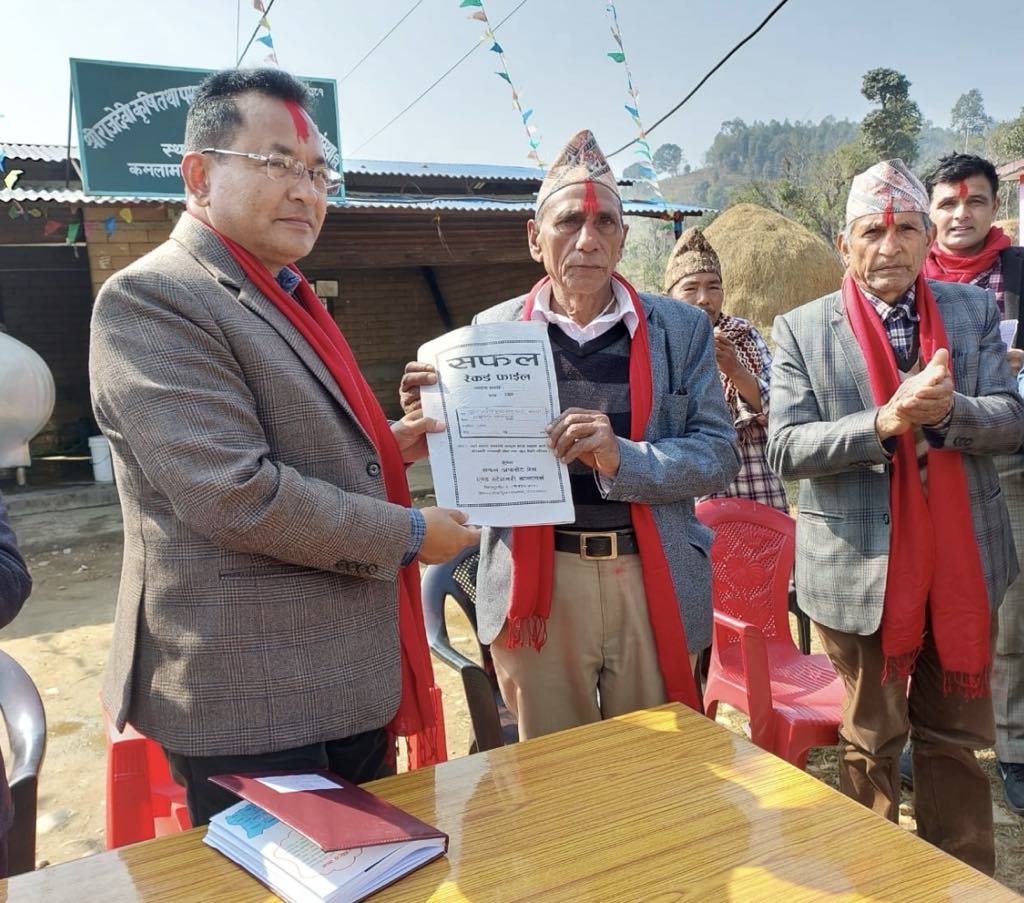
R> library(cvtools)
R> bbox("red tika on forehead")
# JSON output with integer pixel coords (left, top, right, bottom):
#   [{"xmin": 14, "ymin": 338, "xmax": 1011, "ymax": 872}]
[
  {"xmin": 883, "ymin": 196, "xmax": 895, "ymax": 227},
  {"xmin": 284, "ymin": 99, "xmax": 310, "ymax": 142},
  {"xmin": 582, "ymin": 179, "xmax": 599, "ymax": 216},
  {"xmin": 958, "ymin": 180, "xmax": 969, "ymax": 199}
]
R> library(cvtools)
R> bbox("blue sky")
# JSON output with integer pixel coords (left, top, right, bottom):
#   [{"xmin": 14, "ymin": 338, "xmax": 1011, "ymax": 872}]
[{"xmin": 2, "ymin": 0, "xmax": 1021, "ymax": 175}]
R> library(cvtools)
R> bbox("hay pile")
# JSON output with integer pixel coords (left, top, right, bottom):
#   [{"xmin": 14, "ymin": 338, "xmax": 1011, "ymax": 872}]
[
  {"xmin": 994, "ymin": 219, "xmax": 1019, "ymax": 244},
  {"xmin": 704, "ymin": 204, "xmax": 844, "ymax": 330}
]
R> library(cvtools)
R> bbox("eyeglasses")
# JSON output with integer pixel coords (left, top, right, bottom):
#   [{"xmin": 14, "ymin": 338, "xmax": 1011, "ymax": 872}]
[{"xmin": 200, "ymin": 148, "xmax": 342, "ymax": 195}]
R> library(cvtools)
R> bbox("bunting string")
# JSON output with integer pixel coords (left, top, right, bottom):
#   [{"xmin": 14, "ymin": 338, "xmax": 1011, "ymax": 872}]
[
  {"xmin": 460, "ymin": 0, "xmax": 543, "ymax": 168},
  {"xmin": 604, "ymin": 2, "xmax": 664, "ymax": 204},
  {"xmin": 4, "ymin": 198, "xmax": 127, "ymax": 248},
  {"xmin": 253, "ymin": 2, "xmax": 278, "ymax": 66}
]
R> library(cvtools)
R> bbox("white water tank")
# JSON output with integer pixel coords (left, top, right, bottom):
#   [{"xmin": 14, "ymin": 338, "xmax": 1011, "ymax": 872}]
[{"xmin": 0, "ymin": 331, "xmax": 56, "ymax": 468}]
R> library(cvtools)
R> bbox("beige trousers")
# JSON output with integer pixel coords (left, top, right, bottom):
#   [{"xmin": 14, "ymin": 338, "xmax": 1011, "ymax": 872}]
[{"xmin": 491, "ymin": 550, "xmax": 694, "ymax": 741}]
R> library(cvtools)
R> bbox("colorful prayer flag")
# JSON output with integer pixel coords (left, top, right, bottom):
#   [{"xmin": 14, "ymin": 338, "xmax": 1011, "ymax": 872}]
[
  {"xmin": 257, "ymin": 34, "xmax": 274, "ymax": 48},
  {"xmin": 66, "ymin": 223, "xmax": 80, "ymax": 244},
  {"xmin": 459, "ymin": 0, "xmax": 483, "ymax": 6},
  {"xmin": 253, "ymin": 0, "xmax": 265, "ymax": 10},
  {"xmin": 607, "ymin": 52, "xmax": 625, "ymax": 63},
  {"xmin": 43, "ymin": 220, "xmax": 62, "ymax": 236},
  {"xmin": 0, "ymin": 150, "xmax": 5, "ymax": 173},
  {"xmin": 27, "ymin": 207, "xmax": 43, "ymax": 218},
  {"xmin": 489, "ymin": 42, "xmax": 503, "ymax": 53},
  {"xmin": 467, "ymin": 10, "xmax": 487, "ymax": 21},
  {"xmin": 104, "ymin": 216, "xmax": 117, "ymax": 236},
  {"xmin": 3, "ymin": 169, "xmax": 23, "ymax": 190},
  {"xmin": 119, "ymin": 208, "xmax": 133, "ymax": 224},
  {"xmin": 495, "ymin": 70, "xmax": 511, "ymax": 84}
]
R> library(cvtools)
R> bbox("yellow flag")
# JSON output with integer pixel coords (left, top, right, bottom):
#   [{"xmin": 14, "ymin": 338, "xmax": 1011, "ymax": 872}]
[
  {"xmin": 119, "ymin": 207, "xmax": 133, "ymax": 224},
  {"xmin": 3, "ymin": 169, "xmax": 23, "ymax": 190}
]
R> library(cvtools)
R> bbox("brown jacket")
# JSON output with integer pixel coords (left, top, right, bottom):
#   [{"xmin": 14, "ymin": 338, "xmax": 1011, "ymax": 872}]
[{"xmin": 89, "ymin": 215, "xmax": 412, "ymax": 757}]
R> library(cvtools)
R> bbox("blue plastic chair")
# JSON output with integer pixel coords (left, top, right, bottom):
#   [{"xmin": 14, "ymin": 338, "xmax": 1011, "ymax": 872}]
[
  {"xmin": 0, "ymin": 649, "xmax": 47, "ymax": 876},
  {"xmin": 420, "ymin": 546, "xmax": 518, "ymax": 753}
]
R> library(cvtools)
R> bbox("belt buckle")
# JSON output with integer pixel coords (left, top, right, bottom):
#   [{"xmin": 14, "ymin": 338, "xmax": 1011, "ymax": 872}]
[{"xmin": 579, "ymin": 531, "xmax": 618, "ymax": 561}]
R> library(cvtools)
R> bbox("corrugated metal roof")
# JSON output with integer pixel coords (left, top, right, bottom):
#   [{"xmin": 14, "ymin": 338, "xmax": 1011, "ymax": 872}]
[
  {"xmin": 346, "ymin": 159, "xmax": 546, "ymax": 182},
  {"xmin": 1, "ymin": 187, "xmax": 701, "ymax": 218},
  {"xmin": 0, "ymin": 143, "xmax": 76, "ymax": 163},
  {"xmin": 0, "ymin": 188, "xmax": 177, "ymax": 206},
  {"xmin": 0, "ymin": 144, "xmax": 642, "ymax": 187}
]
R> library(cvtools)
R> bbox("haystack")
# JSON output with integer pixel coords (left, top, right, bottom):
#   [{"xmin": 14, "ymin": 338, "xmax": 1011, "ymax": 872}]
[
  {"xmin": 703, "ymin": 204, "xmax": 843, "ymax": 330},
  {"xmin": 995, "ymin": 218, "xmax": 1019, "ymax": 244}
]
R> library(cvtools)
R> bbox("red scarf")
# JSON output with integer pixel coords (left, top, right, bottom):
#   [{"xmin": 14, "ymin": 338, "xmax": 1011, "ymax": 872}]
[
  {"xmin": 204, "ymin": 218, "xmax": 445, "ymax": 762},
  {"xmin": 923, "ymin": 227, "xmax": 1010, "ymax": 284},
  {"xmin": 842, "ymin": 273, "xmax": 990, "ymax": 697},
  {"xmin": 506, "ymin": 273, "xmax": 701, "ymax": 713}
]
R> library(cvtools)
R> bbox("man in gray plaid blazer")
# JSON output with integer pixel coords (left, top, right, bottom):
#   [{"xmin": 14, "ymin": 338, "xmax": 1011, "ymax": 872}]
[
  {"xmin": 767, "ymin": 159, "xmax": 1024, "ymax": 875},
  {"xmin": 89, "ymin": 69, "xmax": 478, "ymax": 825}
]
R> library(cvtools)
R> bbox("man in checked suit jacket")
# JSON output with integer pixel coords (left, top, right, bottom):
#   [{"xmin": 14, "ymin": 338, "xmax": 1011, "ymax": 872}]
[
  {"xmin": 767, "ymin": 159, "xmax": 1024, "ymax": 875},
  {"xmin": 89, "ymin": 69, "xmax": 478, "ymax": 825}
]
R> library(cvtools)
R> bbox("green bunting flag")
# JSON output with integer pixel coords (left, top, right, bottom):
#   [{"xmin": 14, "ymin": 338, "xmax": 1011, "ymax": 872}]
[
  {"xmin": 603, "ymin": 3, "xmax": 664, "ymax": 204},
  {"xmin": 459, "ymin": 1, "xmax": 543, "ymax": 167}
]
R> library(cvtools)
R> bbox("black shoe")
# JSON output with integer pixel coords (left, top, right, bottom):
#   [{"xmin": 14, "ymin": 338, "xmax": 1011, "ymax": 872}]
[
  {"xmin": 997, "ymin": 760, "xmax": 1024, "ymax": 816},
  {"xmin": 899, "ymin": 744, "xmax": 913, "ymax": 790}
]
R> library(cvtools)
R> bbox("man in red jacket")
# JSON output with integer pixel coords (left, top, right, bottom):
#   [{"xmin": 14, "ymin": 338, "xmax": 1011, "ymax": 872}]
[{"xmin": 0, "ymin": 491, "xmax": 33, "ymax": 878}]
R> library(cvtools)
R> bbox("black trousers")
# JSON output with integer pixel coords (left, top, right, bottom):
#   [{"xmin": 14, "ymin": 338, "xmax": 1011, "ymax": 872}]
[{"xmin": 165, "ymin": 726, "xmax": 394, "ymax": 826}]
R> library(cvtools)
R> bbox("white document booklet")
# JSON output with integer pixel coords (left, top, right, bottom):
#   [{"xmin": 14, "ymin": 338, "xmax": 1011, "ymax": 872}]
[{"xmin": 418, "ymin": 322, "xmax": 575, "ymax": 527}]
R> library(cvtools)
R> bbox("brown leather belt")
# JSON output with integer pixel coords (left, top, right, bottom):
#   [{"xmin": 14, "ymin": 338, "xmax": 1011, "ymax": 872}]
[{"xmin": 554, "ymin": 529, "xmax": 638, "ymax": 560}]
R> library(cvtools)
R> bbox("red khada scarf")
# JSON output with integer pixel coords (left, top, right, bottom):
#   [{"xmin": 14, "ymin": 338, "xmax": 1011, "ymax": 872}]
[
  {"xmin": 843, "ymin": 272, "xmax": 990, "ymax": 697},
  {"xmin": 923, "ymin": 227, "xmax": 1010, "ymax": 284},
  {"xmin": 204, "ymin": 218, "xmax": 445, "ymax": 763},
  {"xmin": 506, "ymin": 272, "xmax": 702, "ymax": 713}
]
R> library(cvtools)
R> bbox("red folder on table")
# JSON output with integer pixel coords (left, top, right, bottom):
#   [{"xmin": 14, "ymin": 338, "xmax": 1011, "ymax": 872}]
[{"xmin": 208, "ymin": 770, "xmax": 448, "ymax": 853}]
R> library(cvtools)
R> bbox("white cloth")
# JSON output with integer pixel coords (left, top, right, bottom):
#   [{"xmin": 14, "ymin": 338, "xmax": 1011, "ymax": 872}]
[{"xmin": 528, "ymin": 279, "xmax": 639, "ymax": 344}]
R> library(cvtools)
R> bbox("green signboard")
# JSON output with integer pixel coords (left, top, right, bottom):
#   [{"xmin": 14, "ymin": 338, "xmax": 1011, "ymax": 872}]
[{"xmin": 70, "ymin": 58, "xmax": 343, "ymax": 199}]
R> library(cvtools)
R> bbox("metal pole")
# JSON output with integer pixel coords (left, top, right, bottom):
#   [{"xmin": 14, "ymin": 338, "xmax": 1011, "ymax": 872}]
[{"xmin": 65, "ymin": 82, "xmax": 74, "ymax": 188}]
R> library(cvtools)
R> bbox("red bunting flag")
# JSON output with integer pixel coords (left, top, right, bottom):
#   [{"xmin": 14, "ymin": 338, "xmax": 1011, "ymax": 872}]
[{"xmin": 43, "ymin": 220, "xmax": 63, "ymax": 236}]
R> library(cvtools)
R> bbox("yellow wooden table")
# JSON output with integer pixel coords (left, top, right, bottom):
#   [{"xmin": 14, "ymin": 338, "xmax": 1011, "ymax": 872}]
[{"xmin": 1, "ymin": 703, "xmax": 1018, "ymax": 902}]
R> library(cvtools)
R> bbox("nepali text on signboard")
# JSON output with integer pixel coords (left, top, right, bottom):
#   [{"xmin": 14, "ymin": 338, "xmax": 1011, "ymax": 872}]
[{"xmin": 70, "ymin": 58, "xmax": 343, "ymax": 199}]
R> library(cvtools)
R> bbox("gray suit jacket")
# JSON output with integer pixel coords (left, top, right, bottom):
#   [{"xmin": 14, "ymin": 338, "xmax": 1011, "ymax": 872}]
[
  {"xmin": 472, "ymin": 292, "xmax": 740, "ymax": 651},
  {"xmin": 767, "ymin": 280, "xmax": 1024, "ymax": 635},
  {"xmin": 90, "ymin": 214, "xmax": 412, "ymax": 757}
]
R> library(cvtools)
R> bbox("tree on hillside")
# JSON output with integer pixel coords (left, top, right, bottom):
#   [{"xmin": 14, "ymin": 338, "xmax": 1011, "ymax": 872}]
[
  {"xmin": 729, "ymin": 140, "xmax": 875, "ymax": 251},
  {"xmin": 622, "ymin": 162, "xmax": 647, "ymax": 180},
  {"xmin": 988, "ymin": 107, "xmax": 1024, "ymax": 163},
  {"xmin": 653, "ymin": 143, "xmax": 684, "ymax": 177},
  {"xmin": 950, "ymin": 89, "xmax": 993, "ymax": 149},
  {"xmin": 860, "ymin": 68, "xmax": 923, "ymax": 165}
]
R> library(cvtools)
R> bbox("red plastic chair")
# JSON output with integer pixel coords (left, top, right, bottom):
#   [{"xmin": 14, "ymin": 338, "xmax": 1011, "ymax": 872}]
[
  {"xmin": 103, "ymin": 710, "xmax": 190, "ymax": 849},
  {"xmin": 697, "ymin": 497, "xmax": 844, "ymax": 769},
  {"xmin": 104, "ymin": 688, "xmax": 447, "ymax": 849}
]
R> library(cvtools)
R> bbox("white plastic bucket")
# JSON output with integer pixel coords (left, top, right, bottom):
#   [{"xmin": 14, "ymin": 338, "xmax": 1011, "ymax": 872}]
[{"xmin": 88, "ymin": 435, "xmax": 114, "ymax": 483}]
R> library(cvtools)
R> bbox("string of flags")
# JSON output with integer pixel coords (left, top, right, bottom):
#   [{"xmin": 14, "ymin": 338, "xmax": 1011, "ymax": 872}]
[
  {"xmin": 252, "ymin": 1, "xmax": 278, "ymax": 66},
  {"xmin": 5, "ymin": 195, "xmax": 133, "ymax": 246},
  {"xmin": 604, "ymin": 2, "xmax": 665, "ymax": 205},
  {"xmin": 459, "ymin": 0, "xmax": 543, "ymax": 168}
]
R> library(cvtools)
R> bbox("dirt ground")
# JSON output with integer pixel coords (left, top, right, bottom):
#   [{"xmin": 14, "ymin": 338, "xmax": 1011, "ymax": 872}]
[{"xmin": 1, "ymin": 536, "xmax": 1022, "ymax": 892}]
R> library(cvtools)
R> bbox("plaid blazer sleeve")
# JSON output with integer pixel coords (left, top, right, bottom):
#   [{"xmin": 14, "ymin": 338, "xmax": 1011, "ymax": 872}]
[
  {"xmin": 930, "ymin": 284, "xmax": 1024, "ymax": 455},
  {"xmin": 766, "ymin": 300, "xmax": 891, "ymax": 481},
  {"xmin": 90, "ymin": 266, "xmax": 411, "ymax": 579}
]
